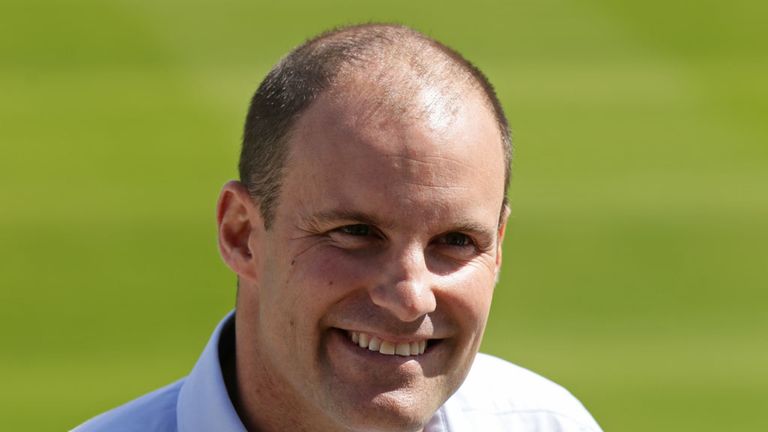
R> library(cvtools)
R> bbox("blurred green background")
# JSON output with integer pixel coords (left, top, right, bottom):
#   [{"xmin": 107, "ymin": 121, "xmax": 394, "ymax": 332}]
[{"xmin": 1, "ymin": 0, "xmax": 766, "ymax": 430}]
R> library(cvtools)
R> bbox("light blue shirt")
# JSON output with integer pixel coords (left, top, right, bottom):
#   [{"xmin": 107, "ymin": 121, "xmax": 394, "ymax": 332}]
[{"xmin": 72, "ymin": 312, "xmax": 603, "ymax": 431}]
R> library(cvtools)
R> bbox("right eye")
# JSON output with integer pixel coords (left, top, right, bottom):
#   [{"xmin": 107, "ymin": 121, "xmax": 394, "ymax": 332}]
[
  {"xmin": 337, "ymin": 224, "xmax": 373, "ymax": 237},
  {"xmin": 328, "ymin": 224, "xmax": 382, "ymax": 250}
]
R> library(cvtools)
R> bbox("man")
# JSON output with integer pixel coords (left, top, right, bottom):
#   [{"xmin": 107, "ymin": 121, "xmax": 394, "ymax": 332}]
[{"xmin": 74, "ymin": 24, "xmax": 603, "ymax": 431}]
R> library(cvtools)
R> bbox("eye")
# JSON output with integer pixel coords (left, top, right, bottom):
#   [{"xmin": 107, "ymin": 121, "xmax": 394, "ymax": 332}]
[
  {"xmin": 337, "ymin": 224, "xmax": 373, "ymax": 237},
  {"xmin": 431, "ymin": 231, "xmax": 483, "ymax": 262},
  {"xmin": 438, "ymin": 232, "xmax": 473, "ymax": 247},
  {"xmin": 327, "ymin": 224, "xmax": 382, "ymax": 250}
]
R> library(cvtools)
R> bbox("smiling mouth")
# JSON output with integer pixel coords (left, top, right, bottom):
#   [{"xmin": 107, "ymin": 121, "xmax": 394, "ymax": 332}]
[{"xmin": 349, "ymin": 331, "xmax": 427, "ymax": 357}]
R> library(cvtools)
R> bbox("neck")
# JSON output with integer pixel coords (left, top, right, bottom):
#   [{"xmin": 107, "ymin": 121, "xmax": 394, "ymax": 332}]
[{"xmin": 225, "ymin": 310, "xmax": 348, "ymax": 432}]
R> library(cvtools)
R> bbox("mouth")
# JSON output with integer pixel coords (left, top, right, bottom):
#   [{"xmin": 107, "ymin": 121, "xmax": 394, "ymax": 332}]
[{"xmin": 348, "ymin": 330, "xmax": 428, "ymax": 357}]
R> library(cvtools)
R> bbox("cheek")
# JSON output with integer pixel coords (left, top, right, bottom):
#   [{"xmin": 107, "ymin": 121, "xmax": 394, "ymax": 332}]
[
  {"xmin": 294, "ymin": 247, "xmax": 371, "ymax": 288},
  {"xmin": 277, "ymin": 247, "xmax": 367, "ymax": 325},
  {"xmin": 443, "ymin": 266, "xmax": 497, "ymax": 328}
]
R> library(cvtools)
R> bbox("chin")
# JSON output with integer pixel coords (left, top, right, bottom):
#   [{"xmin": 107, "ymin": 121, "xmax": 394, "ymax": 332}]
[{"xmin": 331, "ymin": 389, "xmax": 439, "ymax": 432}]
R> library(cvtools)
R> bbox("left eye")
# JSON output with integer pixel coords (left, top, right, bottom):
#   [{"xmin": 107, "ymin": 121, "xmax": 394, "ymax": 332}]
[{"xmin": 438, "ymin": 232, "xmax": 473, "ymax": 247}]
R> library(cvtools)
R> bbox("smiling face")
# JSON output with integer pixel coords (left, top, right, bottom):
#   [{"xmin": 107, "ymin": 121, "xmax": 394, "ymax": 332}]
[{"xmin": 222, "ymin": 78, "xmax": 508, "ymax": 432}]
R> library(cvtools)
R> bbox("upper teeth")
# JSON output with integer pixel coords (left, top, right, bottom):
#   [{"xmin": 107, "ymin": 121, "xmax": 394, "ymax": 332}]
[{"xmin": 350, "ymin": 331, "xmax": 427, "ymax": 356}]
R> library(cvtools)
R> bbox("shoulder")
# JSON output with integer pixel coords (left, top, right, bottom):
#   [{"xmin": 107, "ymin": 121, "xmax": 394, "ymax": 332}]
[
  {"xmin": 70, "ymin": 379, "xmax": 185, "ymax": 432},
  {"xmin": 437, "ymin": 353, "xmax": 603, "ymax": 432}
]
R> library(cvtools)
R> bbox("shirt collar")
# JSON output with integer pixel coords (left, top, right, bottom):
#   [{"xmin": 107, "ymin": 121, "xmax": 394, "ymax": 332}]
[{"xmin": 176, "ymin": 310, "xmax": 246, "ymax": 432}]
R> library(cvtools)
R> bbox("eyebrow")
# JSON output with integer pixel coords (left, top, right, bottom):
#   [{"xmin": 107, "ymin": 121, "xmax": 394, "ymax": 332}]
[
  {"xmin": 302, "ymin": 209, "xmax": 391, "ymax": 230},
  {"xmin": 451, "ymin": 221, "xmax": 496, "ymax": 237}
]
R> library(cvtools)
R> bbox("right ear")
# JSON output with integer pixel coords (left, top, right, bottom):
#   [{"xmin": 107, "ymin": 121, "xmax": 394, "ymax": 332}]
[{"xmin": 216, "ymin": 180, "xmax": 264, "ymax": 283}]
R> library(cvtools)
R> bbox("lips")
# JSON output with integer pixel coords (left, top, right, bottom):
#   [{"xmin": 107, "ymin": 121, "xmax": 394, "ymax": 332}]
[{"xmin": 349, "ymin": 331, "xmax": 427, "ymax": 356}]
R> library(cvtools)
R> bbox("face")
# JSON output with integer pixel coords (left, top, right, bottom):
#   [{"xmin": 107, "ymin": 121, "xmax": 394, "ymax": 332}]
[{"xmin": 225, "ymin": 81, "xmax": 507, "ymax": 432}]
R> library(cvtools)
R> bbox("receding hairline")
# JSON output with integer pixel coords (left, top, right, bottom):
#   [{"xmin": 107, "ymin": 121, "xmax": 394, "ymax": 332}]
[
  {"xmin": 299, "ymin": 24, "xmax": 500, "ymax": 123},
  {"xmin": 284, "ymin": 23, "xmax": 511, "ymax": 184}
]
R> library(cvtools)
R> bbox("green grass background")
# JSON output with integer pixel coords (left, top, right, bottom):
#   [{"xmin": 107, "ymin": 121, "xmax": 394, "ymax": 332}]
[{"xmin": 1, "ymin": 0, "xmax": 766, "ymax": 430}]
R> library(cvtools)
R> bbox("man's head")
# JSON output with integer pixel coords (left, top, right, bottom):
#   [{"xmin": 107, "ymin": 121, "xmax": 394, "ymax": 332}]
[
  {"xmin": 238, "ymin": 23, "xmax": 511, "ymax": 229},
  {"xmin": 217, "ymin": 24, "xmax": 510, "ymax": 432}
]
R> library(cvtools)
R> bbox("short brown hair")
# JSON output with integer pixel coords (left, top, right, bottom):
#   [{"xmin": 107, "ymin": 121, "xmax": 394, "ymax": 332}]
[{"xmin": 239, "ymin": 23, "xmax": 511, "ymax": 228}]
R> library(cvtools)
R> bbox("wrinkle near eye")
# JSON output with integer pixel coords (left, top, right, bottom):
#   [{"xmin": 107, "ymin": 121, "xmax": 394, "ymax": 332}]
[{"xmin": 291, "ymin": 241, "xmax": 326, "ymax": 261}]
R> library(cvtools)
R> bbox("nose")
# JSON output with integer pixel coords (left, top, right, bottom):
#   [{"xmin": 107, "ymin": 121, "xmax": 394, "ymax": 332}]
[{"xmin": 369, "ymin": 246, "xmax": 437, "ymax": 322}]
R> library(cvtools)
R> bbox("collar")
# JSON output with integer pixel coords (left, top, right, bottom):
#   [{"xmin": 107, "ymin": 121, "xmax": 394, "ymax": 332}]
[{"xmin": 176, "ymin": 310, "xmax": 246, "ymax": 432}]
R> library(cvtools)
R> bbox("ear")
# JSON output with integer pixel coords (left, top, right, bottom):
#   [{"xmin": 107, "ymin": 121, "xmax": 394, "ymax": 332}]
[
  {"xmin": 216, "ymin": 180, "xmax": 264, "ymax": 283},
  {"xmin": 495, "ymin": 203, "xmax": 510, "ymax": 271}
]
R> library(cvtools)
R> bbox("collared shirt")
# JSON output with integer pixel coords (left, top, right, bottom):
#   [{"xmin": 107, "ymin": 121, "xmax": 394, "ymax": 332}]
[{"xmin": 72, "ymin": 312, "xmax": 603, "ymax": 432}]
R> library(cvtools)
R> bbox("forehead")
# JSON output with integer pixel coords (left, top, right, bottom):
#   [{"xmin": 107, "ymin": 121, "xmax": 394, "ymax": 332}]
[
  {"xmin": 328, "ymin": 61, "xmax": 483, "ymax": 134},
  {"xmin": 280, "ymin": 78, "xmax": 506, "ymax": 224},
  {"xmin": 293, "ymin": 75, "xmax": 501, "ymax": 163}
]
